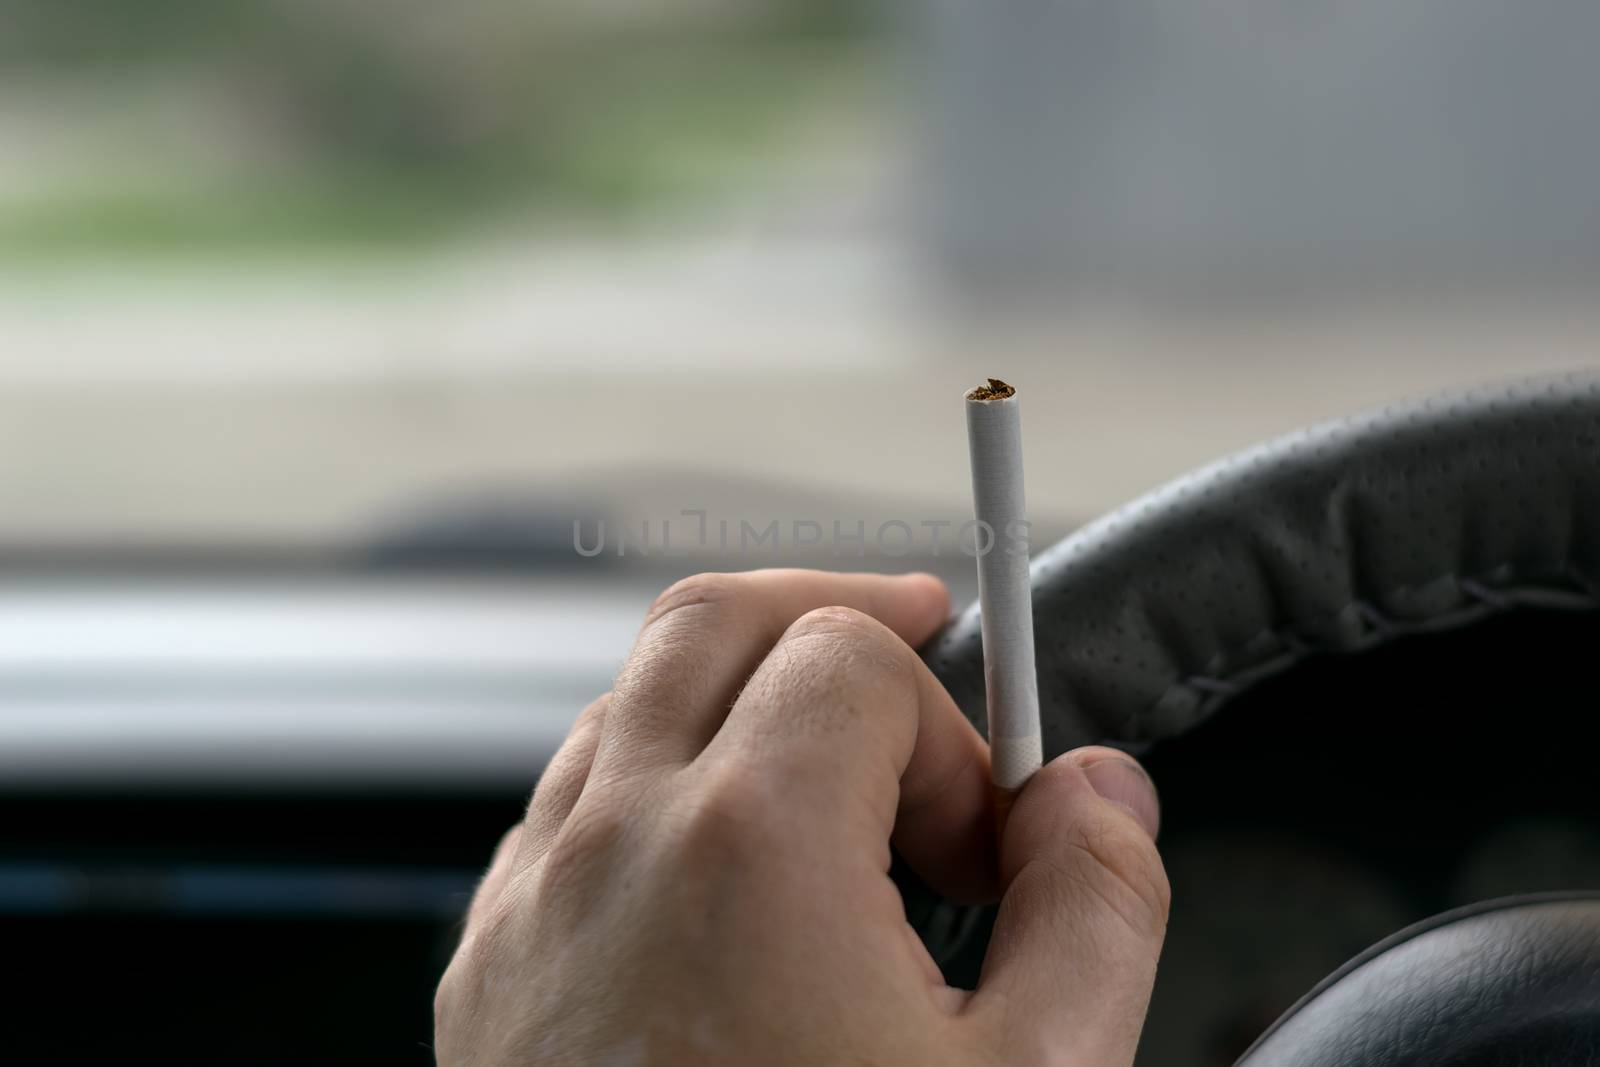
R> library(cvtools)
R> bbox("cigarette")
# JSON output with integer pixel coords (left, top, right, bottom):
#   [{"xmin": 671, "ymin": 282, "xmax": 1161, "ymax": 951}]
[{"xmin": 964, "ymin": 378, "xmax": 1043, "ymax": 803}]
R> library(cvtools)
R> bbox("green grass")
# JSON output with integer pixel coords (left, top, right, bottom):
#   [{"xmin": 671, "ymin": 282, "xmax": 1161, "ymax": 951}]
[{"xmin": 0, "ymin": 36, "xmax": 881, "ymax": 262}]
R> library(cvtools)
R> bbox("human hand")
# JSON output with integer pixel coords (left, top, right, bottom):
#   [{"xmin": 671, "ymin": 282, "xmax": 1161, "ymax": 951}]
[{"xmin": 435, "ymin": 569, "xmax": 1168, "ymax": 1065}]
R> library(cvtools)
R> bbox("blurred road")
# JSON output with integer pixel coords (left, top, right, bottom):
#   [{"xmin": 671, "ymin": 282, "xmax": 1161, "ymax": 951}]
[{"xmin": 2, "ymin": 229, "xmax": 1597, "ymax": 547}]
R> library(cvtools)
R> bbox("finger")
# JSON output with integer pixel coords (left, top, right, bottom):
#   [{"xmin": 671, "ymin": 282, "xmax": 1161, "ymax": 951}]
[
  {"xmin": 461, "ymin": 695, "xmax": 610, "ymax": 939},
  {"xmin": 463, "ymin": 824, "xmax": 521, "ymax": 935},
  {"xmin": 969, "ymin": 748, "xmax": 1168, "ymax": 1066},
  {"xmin": 520, "ymin": 692, "xmax": 610, "ymax": 864},
  {"xmin": 703, "ymin": 605, "xmax": 997, "ymax": 903},
  {"xmin": 594, "ymin": 569, "xmax": 949, "ymax": 779}
]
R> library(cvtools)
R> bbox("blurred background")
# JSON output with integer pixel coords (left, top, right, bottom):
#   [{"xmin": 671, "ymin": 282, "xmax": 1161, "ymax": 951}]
[{"xmin": 4, "ymin": 1, "xmax": 1600, "ymax": 1063}]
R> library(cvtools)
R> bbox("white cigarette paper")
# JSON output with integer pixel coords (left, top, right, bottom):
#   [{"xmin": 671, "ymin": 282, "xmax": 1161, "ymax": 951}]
[{"xmin": 964, "ymin": 378, "xmax": 1043, "ymax": 791}]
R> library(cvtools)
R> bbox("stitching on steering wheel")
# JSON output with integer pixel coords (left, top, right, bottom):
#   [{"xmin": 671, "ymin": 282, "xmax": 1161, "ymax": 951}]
[{"xmin": 1141, "ymin": 564, "xmax": 1600, "ymax": 741}]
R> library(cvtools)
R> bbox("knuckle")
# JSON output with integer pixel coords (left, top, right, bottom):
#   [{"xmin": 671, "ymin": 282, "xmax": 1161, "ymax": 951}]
[
  {"xmin": 529, "ymin": 694, "xmax": 606, "ymax": 805},
  {"xmin": 788, "ymin": 604, "xmax": 877, "ymax": 642},
  {"xmin": 781, "ymin": 606, "xmax": 899, "ymax": 671},
  {"xmin": 693, "ymin": 762, "xmax": 776, "ymax": 827},
  {"xmin": 779, "ymin": 605, "xmax": 909, "ymax": 691},
  {"xmin": 530, "ymin": 755, "xmax": 581, "ymax": 812},
  {"xmin": 572, "ymin": 691, "xmax": 611, "ymax": 732},
  {"xmin": 746, "ymin": 607, "xmax": 915, "ymax": 736},
  {"xmin": 672, "ymin": 767, "xmax": 775, "ymax": 866},
  {"xmin": 483, "ymin": 825, "xmax": 522, "ymax": 874},
  {"xmin": 1058, "ymin": 817, "xmax": 1170, "ymax": 937},
  {"xmin": 540, "ymin": 797, "xmax": 628, "ymax": 889},
  {"xmin": 1012, "ymin": 760, "xmax": 1171, "ymax": 938},
  {"xmin": 644, "ymin": 572, "xmax": 739, "ymax": 628}
]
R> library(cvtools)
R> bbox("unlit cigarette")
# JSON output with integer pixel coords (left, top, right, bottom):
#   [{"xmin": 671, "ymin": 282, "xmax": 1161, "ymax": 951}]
[{"xmin": 965, "ymin": 377, "xmax": 1043, "ymax": 794}]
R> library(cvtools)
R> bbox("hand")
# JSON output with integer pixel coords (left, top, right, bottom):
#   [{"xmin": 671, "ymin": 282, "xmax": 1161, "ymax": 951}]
[{"xmin": 435, "ymin": 569, "xmax": 1169, "ymax": 1066}]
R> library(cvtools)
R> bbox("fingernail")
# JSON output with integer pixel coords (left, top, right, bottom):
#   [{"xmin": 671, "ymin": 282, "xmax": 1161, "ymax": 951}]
[{"xmin": 1082, "ymin": 757, "xmax": 1161, "ymax": 839}]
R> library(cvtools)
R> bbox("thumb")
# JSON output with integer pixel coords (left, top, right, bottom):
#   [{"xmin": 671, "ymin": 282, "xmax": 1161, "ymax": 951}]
[{"xmin": 970, "ymin": 747, "xmax": 1169, "ymax": 1067}]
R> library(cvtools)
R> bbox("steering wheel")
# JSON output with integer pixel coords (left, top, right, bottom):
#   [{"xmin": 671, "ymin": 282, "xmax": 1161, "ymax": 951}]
[{"xmin": 915, "ymin": 373, "xmax": 1600, "ymax": 1065}]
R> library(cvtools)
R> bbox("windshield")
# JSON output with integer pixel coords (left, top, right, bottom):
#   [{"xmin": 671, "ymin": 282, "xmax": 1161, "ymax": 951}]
[{"xmin": 6, "ymin": 1, "xmax": 1595, "ymax": 566}]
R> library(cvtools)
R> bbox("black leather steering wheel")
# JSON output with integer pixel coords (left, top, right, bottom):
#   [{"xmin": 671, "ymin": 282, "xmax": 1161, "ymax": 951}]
[{"xmin": 917, "ymin": 373, "xmax": 1600, "ymax": 1065}]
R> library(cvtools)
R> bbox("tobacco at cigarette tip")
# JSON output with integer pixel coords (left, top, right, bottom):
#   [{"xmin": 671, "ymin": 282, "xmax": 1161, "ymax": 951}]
[{"xmin": 966, "ymin": 377, "xmax": 1016, "ymax": 402}]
